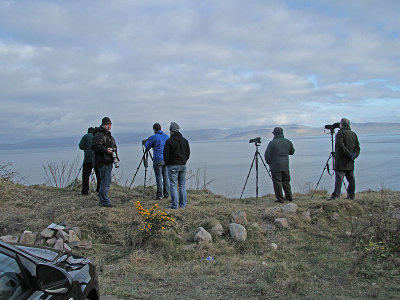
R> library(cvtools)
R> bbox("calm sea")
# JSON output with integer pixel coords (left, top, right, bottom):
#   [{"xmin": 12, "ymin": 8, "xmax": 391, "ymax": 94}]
[{"xmin": 1, "ymin": 134, "xmax": 399, "ymax": 198}]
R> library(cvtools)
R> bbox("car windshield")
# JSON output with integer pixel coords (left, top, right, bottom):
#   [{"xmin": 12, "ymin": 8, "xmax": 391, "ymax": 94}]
[{"xmin": 16, "ymin": 246, "xmax": 59, "ymax": 261}]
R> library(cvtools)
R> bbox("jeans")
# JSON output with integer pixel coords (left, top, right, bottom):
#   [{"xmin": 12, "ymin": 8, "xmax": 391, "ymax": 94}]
[
  {"xmin": 271, "ymin": 171, "xmax": 293, "ymax": 202},
  {"xmin": 81, "ymin": 163, "xmax": 101, "ymax": 194},
  {"xmin": 153, "ymin": 160, "xmax": 169, "ymax": 198},
  {"xmin": 332, "ymin": 170, "xmax": 355, "ymax": 199},
  {"xmin": 168, "ymin": 165, "xmax": 187, "ymax": 208},
  {"xmin": 98, "ymin": 163, "xmax": 113, "ymax": 205}
]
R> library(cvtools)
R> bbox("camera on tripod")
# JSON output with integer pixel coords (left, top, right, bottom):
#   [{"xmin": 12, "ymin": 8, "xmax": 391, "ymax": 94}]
[
  {"xmin": 249, "ymin": 137, "xmax": 261, "ymax": 144},
  {"xmin": 324, "ymin": 122, "xmax": 340, "ymax": 130}
]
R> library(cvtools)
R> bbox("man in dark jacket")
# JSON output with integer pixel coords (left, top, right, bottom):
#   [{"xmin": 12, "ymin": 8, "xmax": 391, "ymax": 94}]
[
  {"xmin": 145, "ymin": 123, "xmax": 170, "ymax": 200},
  {"xmin": 79, "ymin": 127, "xmax": 100, "ymax": 195},
  {"xmin": 163, "ymin": 122, "xmax": 190, "ymax": 209},
  {"xmin": 91, "ymin": 117, "xmax": 118, "ymax": 207},
  {"xmin": 264, "ymin": 127, "xmax": 295, "ymax": 203},
  {"xmin": 329, "ymin": 118, "xmax": 360, "ymax": 200}
]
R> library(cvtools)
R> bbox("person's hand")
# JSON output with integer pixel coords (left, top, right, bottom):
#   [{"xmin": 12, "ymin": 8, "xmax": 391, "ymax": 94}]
[{"xmin": 348, "ymin": 152, "xmax": 357, "ymax": 162}]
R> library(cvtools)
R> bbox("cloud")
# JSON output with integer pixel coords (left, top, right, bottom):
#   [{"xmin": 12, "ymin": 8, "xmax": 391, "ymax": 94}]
[{"xmin": 0, "ymin": 0, "xmax": 399, "ymax": 142}]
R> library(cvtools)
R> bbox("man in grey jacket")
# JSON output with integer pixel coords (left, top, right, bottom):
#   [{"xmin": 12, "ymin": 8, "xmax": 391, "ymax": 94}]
[{"xmin": 264, "ymin": 127, "xmax": 295, "ymax": 203}]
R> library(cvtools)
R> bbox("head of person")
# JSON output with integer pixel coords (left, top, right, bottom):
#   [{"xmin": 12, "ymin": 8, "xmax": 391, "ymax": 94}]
[
  {"xmin": 169, "ymin": 122, "xmax": 180, "ymax": 134},
  {"xmin": 101, "ymin": 117, "xmax": 112, "ymax": 131},
  {"xmin": 153, "ymin": 123, "xmax": 161, "ymax": 133},
  {"xmin": 272, "ymin": 127, "xmax": 283, "ymax": 136},
  {"xmin": 340, "ymin": 118, "xmax": 350, "ymax": 129}
]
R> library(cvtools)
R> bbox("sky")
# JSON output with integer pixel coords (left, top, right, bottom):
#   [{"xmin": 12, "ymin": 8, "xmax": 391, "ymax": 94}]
[{"xmin": 0, "ymin": 0, "xmax": 399, "ymax": 143}]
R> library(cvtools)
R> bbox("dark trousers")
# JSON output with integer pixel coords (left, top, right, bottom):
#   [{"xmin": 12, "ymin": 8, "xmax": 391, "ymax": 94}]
[
  {"xmin": 271, "ymin": 171, "xmax": 293, "ymax": 202},
  {"xmin": 332, "ymin": 170, "xmax": 355, "ymax": 199},
  {"xmin": 81, "ymin": 163, "xmax": 101, "ymax": 195}
]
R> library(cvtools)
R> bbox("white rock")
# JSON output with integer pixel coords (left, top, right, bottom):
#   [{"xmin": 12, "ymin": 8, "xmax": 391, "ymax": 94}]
[
  {"xmin": 270, "ymin": 243, "xmax": 278, "ymax": 250},
  {"xmin": 282, "ymin": 203, "xmax": 298, "ymax": 213},
  {"xmin": 194, "ymin": 227, "xmax": 212, "ymax": 244},
  {"xmin": 274, "ymin": 218, "xmax": 289, "ymax": 228},
  {"xmin": 228, "ymin": 223, "xmax": 247, "ymax": 242},
  {"xmin": 231, "ymin": 211, "xmax": 248, "ymax": 225}
]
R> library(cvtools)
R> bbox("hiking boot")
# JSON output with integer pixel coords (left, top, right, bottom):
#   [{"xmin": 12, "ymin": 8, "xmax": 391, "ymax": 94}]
[
  {"xmin": 274, "ymin": 199, "xmax": 284, "ymax": 203},
  {"xmin": 167, "ymin": 204, "xmax": 178, "ymax": 209},
  {"xmin": 99, "ymin": 203, "xmax": 115, "ymax": 208}
]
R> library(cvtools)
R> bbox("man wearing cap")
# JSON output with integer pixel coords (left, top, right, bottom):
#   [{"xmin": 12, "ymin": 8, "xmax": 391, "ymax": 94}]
[
  {"xmin": 79, "ymin": 127, "xmax": 101, "ymax": 195},
  {"xmin": 264, "ymin": 127, "xmax": 295, "ymax": 203},
  {"xmin": 328, "ymin": 118, "xmax": 360, "ymax": 200},
  {"xmin": 163, "ymin": 122, "xmax": 190, "ymax": 209},
  {"xmin": 92, "ymin": 117, "xmax": 118, "ymax": 207},
  {"xmin": 144, "ymin": 123, "xmax": 170, "ymax": 200}
]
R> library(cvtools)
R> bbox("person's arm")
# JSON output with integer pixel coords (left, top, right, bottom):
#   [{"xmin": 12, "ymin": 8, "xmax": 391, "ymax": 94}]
[
  {"xmin": 289, "ymin": 141, "xmax": 295, "ymax": 155},
  {"xmin": 186, "ymin": 140, "xmax": 190, "ymax": 160},
  {"xmin": 336, "ymin": 131, "xmax": 349, "ymax": 157},
  {"xmin": 163, "ymin": 140, "xmax": 170, "ymax": 165},
  {"xmin": 264, "ymin": 142, "xmax": 273, "ymax": 165},
  {"xmin": 144, "ymin": 135, "xmax": 154, "ymax": 152},
  {"xmin": 79, "ymin": 135, "xmax": 86, "ymax": 150}
]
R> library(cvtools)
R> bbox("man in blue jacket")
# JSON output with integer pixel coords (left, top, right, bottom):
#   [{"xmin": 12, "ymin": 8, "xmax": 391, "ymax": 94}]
[{"xmin": 145, "ymin": 123, "xmax": 170, "ymax": 200}]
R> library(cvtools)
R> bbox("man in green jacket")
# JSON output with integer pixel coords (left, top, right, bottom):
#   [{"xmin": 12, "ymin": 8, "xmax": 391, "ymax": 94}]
[
  {"xmin": 79, "ymin": 127, "xmax": 100, "ymax": 195},
  {"xmin": 264, "ymin": 127, "xmax": 295, "ymax": 203},
  {"xmin": 328, "ymin": 118, "xmax": 360, "ymax": 200}
]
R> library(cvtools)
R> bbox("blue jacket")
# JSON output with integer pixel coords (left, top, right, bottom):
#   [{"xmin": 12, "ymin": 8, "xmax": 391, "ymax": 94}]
[{"xmin": 145, "ymin": 130, "xmax": 169, "ymax": 162}]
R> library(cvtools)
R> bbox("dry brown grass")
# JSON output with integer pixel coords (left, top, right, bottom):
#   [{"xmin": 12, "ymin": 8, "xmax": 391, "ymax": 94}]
[{"xmin": 1, "ymin": 178, "xmax": 400, "ymax": 299}]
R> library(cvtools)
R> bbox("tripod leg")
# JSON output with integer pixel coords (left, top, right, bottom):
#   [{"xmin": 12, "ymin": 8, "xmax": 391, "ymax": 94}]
[
  {"xmin": 311, "ymin": 153, "xmax": 332, "ymax": 199},
  {"xmin": 128, "ymin": 155, "xmax": 145, "ymax": 189},
  {"xmin": 239, "ymin": 153, "xmax": 256, "ymax": 199},
  {"xmin": 257, "ymin": 152, "xmax": 272, "ymax": 179}
]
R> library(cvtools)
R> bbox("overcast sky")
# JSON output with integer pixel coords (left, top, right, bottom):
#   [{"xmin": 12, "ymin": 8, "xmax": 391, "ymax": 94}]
[{"xmin": 1, "ymin": 0, "xmax": 399, "ymax": 143}]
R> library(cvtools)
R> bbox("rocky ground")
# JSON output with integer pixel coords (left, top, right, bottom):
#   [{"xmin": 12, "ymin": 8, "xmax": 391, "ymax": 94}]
[{"xmin": 1, "ymin": 178, "xmax": 399, "ymax": 299}]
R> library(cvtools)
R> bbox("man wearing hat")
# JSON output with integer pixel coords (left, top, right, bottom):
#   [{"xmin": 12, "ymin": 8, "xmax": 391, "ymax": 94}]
[
  {"xmin": 92, "ymin": 117, "xmax": 118, "ymax": 207},
  {"xmin": 264, "ymin": 127, "xmax": 295, "ymax": 203},
  {"xmin": 163, "ymin": 122, "xmax": 190, "ymax": 209}
]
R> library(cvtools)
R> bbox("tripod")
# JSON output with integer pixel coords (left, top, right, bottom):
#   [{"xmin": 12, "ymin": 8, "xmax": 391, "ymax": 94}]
[
  {"xmin": 239, "ymin": 141, "xmax": 272, "ymax": 204},
  {"xmin": 128, "ymin": 144, "xmax": 153, "ymax": 198},
  {"xmin": 311, "ymin": 128, "xmax": 345, "ymax": 199}
]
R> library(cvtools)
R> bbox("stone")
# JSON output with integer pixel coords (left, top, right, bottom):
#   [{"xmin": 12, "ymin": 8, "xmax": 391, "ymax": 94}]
[
  {"xmin": 19, "ymin": 231, "xmax": 37, "ymax": 245},
  {"xmin": 282, "ymin": 203, "xmax": 298, "ymax": 213},
  {"xmin": 0, "ymin": 235, "xmax": 19, "ymax": 243},
  {"xmin": 68, "ymin": 230, "xmax": 81, "ymax": 243},
  {"xmin": 194, "ymin": 227, "xmax": 212, "ymax": 244},
  {"xmin": 71, "ymin": 227, "xmax": 82, "ymax": 239},
  {"xmin": 63, "ymin": 243, "xmax": 72, "ymax": 252},
  {"xmin": 249, "ymin": 223, "xmax": 259, "ymax": 230},
  {"xmin": 54, "ymin": 238, "xmax": 64, "ymax": 250},
  {"xmin": 35, "ymin": 235, "xmax": 45, "ymax": 246},
  {"xmin": 261, "ymin": 224, "xmax": 276, "ymax": 231},
  {"xmin": 46, "ymin": 238, "xmax": 58, "ymax": 246},
  {"xmin": 231, "ymin": 211, "xmax": 248, "ymax": 225},
  {"xmin": 270, "ymin": 243, "xmax": 278, "ymax": 250},
  {"xmin": 274, "ymin": 218, "xmax": 289, "ymax": 229},
  {"xmin": 264, "ymin": 207, "xmax": 282, "ymax": 218},
  {"xmin": 228, "ymin": 223, "xmax": 247, "ymax": 242},
  {"xmin": 303, "ymin": 210, "xmax": 311, "ymax": 222},
  {"xmin": 210, "ymin": 223, "xmax": 224, "ymax": 236},
  {"xmin": 74, "ymin": 240, "xmax": 92, "ymax": 249},
  {"xmin": 40, "ymin": 228, "xmax": 56, "ymax": 239},
  {"xmin": 331, "ymin": 212, "xmax": 340, "ymax": 220},
  {"xmin": 56, "ymin": 230, "xmax": 69, "ymax": 242}
]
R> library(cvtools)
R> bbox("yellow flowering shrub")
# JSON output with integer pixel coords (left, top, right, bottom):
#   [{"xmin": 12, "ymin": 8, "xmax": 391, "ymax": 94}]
[{"xmin": 134, "ymin": 201, "xmax": 175, "ymax": 234}]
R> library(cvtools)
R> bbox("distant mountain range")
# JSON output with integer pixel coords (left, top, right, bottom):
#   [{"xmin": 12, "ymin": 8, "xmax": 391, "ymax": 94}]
[{"xmin": 1, "ymin": 122, "xmax": 399, "ymax": 150}]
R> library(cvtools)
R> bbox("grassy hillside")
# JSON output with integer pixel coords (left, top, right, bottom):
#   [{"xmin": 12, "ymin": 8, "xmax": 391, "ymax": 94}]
[{"xmin": 0, "ymin": 178, "xmax": 399, "ymax": 299}]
